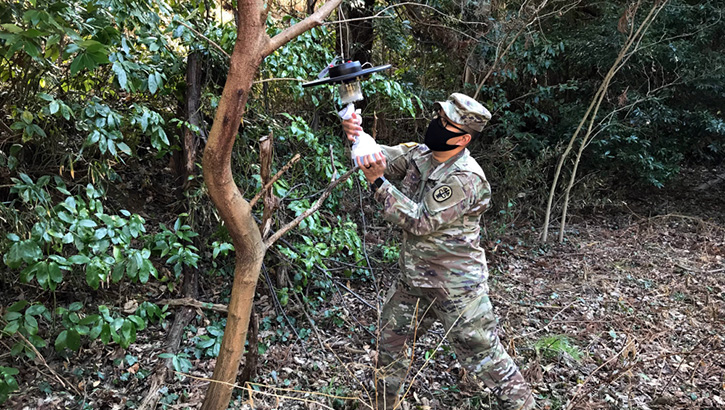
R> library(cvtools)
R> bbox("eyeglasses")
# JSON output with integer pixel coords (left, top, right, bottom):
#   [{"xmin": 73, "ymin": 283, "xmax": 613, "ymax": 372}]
[{"xmin": 438, "ymin": 116, "xmax": 468, "ymax": 135}]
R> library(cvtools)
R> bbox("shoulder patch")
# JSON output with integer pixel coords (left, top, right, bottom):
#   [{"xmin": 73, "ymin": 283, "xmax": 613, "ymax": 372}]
[
  {"xmin": 424, "ymin": 178, "xmax": 468, "ymax": 214},
  {"xmin": 433, "ymin": 185, "xmax": 453, "ymax": 202}
]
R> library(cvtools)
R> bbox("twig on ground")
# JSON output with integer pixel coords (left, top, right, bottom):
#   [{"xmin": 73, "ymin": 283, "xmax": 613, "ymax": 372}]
[
  {"xmin": 157, "ymin": 297, "xmax": 228, "ymax": 313},
  {"xmin": 287, "ymin": 276, "xmax": 326, "ymax": 350},
  {"xmin": 565, "ymin": 338, "xmax": 636, "ymax": 410},
  {"xmin": 15, "ymin": 331, "xmax": 81, "ymax": 395},
  {"xmin": 333, "ymin": 279, "xmax": 376, "ymax": 310},
  {"xmin": 675, "ymin": 262, "xmax": 725, "ymax": 274},
  {"xmin": 397, "ymin": 296, "xmax": 471, "ymax": 410},
  {"xmin": 654, "ymin": 335, "xmax": 714, "ymax": 401},
  {"xmin": 262, "ymin": 263, "xmax": 305, "ymax": 348},
  {"xmin": 173, "ymin": 371, "xmax": 358, "ymax": 409},
  {"xmin": 513, "ymin": 299, "xmax": 577, "ymax": 340},
  {"xmin": 636, "ymin": 213, "xmax": 725, "ymax": 231},
  {"xmin": 322, "ymin": 343, "xmax": 375, "ymax": 409}
]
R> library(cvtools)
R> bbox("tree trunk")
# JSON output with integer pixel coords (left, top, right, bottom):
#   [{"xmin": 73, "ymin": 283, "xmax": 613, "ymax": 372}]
[
  {"xmin": 173, "ymin": 51, "xmax": 203, "ymax": 185},
  {"xmin": 183, "ymin": 51, "xmax": 203, "ymax": 185},
  {"xmin": 200, "ymin": 3, "xmax": 268, "ymax": 408},
  {"xmin": 200, "ymin": 1, "xmax": 344, "ymax": 408},
  {"xmin": 139, "ymin": 51, "xmax": 203, "ymax": 410},
  {"xmin": 342, "ymin": 0, "xmax": 376, "ymax": 63},
  {"xmin": 239, "ymin": 310, "xmax": 259, "ymax": 383}
]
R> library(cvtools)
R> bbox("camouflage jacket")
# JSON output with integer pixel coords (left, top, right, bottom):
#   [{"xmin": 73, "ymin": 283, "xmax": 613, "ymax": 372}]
[{"xmin": 375, "ymin": 143, "xmax": 492, "ymax": 288}]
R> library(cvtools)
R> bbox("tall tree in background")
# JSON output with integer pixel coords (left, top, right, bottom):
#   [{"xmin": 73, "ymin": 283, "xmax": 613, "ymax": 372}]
[
  {"xmin": 199, "ymin": 0, "xmax": 343, "ymax": 409},
  {"xmin": 340, "ymin": 0, "xmax": 376, "ymax": 63}
]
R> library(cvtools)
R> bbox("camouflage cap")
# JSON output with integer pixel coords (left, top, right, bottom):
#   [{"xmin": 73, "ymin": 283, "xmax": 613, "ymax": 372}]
[{"xmin": 434, "ymin": 93, "xmax": 492, "ymax": 133}]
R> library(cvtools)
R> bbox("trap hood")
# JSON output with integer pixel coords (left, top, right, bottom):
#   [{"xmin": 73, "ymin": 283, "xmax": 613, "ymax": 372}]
[{"xmin": 301, "ymin": 61, "xmax": 391, "ymax": 88}]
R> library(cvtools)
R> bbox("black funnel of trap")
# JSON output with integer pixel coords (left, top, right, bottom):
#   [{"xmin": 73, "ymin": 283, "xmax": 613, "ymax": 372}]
[{"xmin": 302, "ymin": 61, "xmax": 391, "ymax": 88}]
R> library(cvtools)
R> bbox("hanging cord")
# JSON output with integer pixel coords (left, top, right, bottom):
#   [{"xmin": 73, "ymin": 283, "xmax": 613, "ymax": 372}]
[
  {"xmin": 336, "ymin": 3, "xmax": 380, "ymax": 316},
  {"xmin": 337, "ymin": 5, "xmax": 345, "ymax": 60}
]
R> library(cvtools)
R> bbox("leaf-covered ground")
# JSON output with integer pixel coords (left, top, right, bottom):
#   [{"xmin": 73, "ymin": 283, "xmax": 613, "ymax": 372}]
[{"xmin": 4, "ymin": 167, "xmax": 724, "ymax": 410}]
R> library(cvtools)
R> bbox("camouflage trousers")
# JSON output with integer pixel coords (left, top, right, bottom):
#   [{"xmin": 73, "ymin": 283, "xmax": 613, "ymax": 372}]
[{"xmin": 377, "ymin": 280, "xmax": 535, "ymax": 410}]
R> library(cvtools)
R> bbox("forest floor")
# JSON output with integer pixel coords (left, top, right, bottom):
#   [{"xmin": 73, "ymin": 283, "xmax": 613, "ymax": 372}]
[{"xmin": 3, "ymin": 167, "xmax": 724, "ymax": 410}]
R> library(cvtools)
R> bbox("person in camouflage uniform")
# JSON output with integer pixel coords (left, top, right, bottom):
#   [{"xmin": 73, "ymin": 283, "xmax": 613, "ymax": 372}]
[{"xmin": 343, "ymin": 93, "xmax": 535, "ymax": 410}]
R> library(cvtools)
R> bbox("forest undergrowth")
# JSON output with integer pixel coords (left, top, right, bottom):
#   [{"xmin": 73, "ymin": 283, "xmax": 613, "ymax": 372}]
[{"xmin": 2, "ymin": 166, "xmax": 723, "ymax": 410}]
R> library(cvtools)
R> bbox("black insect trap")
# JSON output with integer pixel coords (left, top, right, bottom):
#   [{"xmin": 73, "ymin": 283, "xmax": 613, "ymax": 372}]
[{"xmin": 302, "ymin": 60, "xmax": 391, "ymax": 160}]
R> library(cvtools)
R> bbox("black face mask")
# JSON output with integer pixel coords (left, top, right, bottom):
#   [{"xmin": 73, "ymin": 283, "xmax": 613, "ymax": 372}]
[{"xmin": 424, "ymin": 117, "xmax": 467, "ymax": 152}]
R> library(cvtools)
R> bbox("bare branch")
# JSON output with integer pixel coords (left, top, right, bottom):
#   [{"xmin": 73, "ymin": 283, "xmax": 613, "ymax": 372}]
[
  {"xmin": 324, "ymin": 2, "xmax": 489, "ymax": 26},
  {"xmin": 159, "ymin": 297, "xmax": 229, "ymax": 313},
  {"xmin": 473, "ymin": 0, "xmax": 554, "ymax": 99},
  {"xmin": 13, "ymin": 330, "xmax": 81, "ymax": 395},
  {"xmin": 264, "ymin": 0, "xmax": 345, "ymax": 57},
  {"xmin": 252, "ymin": 77, "xmax": 305, "ymax": 84},
  {"xmin": 259, "ymin": 134, "xmax": 275, "ymax": 236},
  {"xmin": 264, "ymin": 166, "xmax": 358, "ymax": 248},
  {"xmin": 250, "ymin": 153, "xmax": 301, "ymax": 207},
  {"xmin": 552, "ymin": 0, "xmax": 669, "ymax": 243},
  {"xmin": 177, "ymin": 20, "xmax": 231, "ymax": 59}
]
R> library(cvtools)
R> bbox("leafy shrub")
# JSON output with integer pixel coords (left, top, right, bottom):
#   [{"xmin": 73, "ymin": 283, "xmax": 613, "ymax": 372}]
[{"xmin": 0, "ymin": 366, "xmax": 19, "ymax": 404}]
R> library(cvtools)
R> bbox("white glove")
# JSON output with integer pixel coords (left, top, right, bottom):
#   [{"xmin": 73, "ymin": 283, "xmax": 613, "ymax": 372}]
[{"xmin": 338, "ymin": 103, "xmax": 382, "ymax": 161}]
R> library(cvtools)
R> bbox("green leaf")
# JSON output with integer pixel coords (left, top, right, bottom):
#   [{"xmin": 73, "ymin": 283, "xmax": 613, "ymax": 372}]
[
  {"xmin": 197, "ymin": 338, "xmax": 215, "ymax": 348},
  {"xmin": 148, "ymin": 72, "xmax": 158, "ymax": 94},
  {"xmin": 49, "ymin": 101, "xmax": 59, "ymax": 114},
  {"xmin": 78, "ymin": 219, "xmax": 97, "ymax": 228},
  {"xmin": 10, "ymin": 342, "xmax": 23, "ymax": 356},
  {"xmin": 1, "ymin": 23, "xmax": 22, "ymax": 34},
  {"xmin": 79, "ymin": 314, "xmax": 99, "ymax": 326},
  {"xmin": 69, "ymin": 302, "xmax": 83, "ymax": 311},
  {"xmin": 112, "ymin": 262, "xmax": 124, "ymax": 282},
  {"xmin": 35, "ymin": 261, "xmax": 49, "ymax": 289},
  {"xmin": 66, "ymin": 329, "xmax": 81, "ymax": 351},
  {"xmin": 112, "ymin": 62, "xmax": 128, "ymax": 90},
  {"xmin": 49, "ymin": 262, "xmax": 63, "ymax": 284},
  {"xmin": 55, "ymin": 329, "xmax": 80, "ymax": 352},
  {"xmin": 55, "ymin": 330, "xmax": 68, "ymax": 351},
  {"xmin": 62, "ymin": 232, "xmax": 74, "ymax": 244},
  {"xmin": 70, "ymin": 53, "xmax": 96, "ymax": 75},
  {"xmin": 24, "ymin": 314, "xmax": 38, "ymax": 335},
  {"xmin": 69, "ymin": 254, "xmax": 91, "ymax": 264},
  {"xmin": 86, "ymin": 263, "xmax": 101, "ymax": 289},
  {"xmin": 100, "ymin": 324, "xmax": 111, "ymax": 344},
  {"xmin": 4, "ymin": 320, "xmax": 21, "ymax": 334},
  {"xmin": 3, "ymin": 311, "xmax": 22, "ymax": 321},
  {"xmin": 25, "ymin": 304, "xmax": 46, "ymax": 316},
  {"xmin": 21, "ymin": 111, "xmax": 33, "ymax": 124},
  {"xmin": 8, "ymin": 300, "xmax": 28, "ymax": 312},
  {"xmin": 5, "ymin": 240, "xmax": 42, "ymax": 268}
]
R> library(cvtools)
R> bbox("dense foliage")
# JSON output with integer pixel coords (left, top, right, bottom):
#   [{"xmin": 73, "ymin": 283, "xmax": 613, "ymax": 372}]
[{"xmin": 0, "ymin": 0, "xmax": 722, "ymax": 406}]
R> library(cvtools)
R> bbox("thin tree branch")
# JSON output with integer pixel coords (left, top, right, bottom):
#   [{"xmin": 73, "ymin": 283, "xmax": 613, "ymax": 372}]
[
  {"xmin": 252, "ymin": 77, "xmax": 305, "ymax": 84},
  {"xmin": 250, "ymin": 153, "xmax": 301, "ymax": 207},
  {"xmin": 542, "ymin": 0, "xmax": 652, "ymax": 242},
  {"xmin": 158, "ymin": 297, "xmax": 230, "ymax": 313},
  {"xmin": 264, "ymin": 0, "xmax": 345, "ymax": 57},
  {"xmin": 473, "ymin": 0, "xmax": 552, "ymax": 99},
  {"xmin": 177, "ymin": 21, "xmax": 231, "ymax": 59},
  {"xmin": 324, "ymin": 2, "xmax": 489, "ymax": 27},
  {"xmin": 287, "ymin": 276, "xmax": 326, "ymax": 350},
  {"xmin": 565, "ymin": 339, "xmax": 637, "ymax": 410},
  {"xmin": 264, "ymin": 166, "xmax": 357, "ymax": 248},
  {"xmin": 557, "ymin": 0, "xmax": 668, "ymax": 242},
  {"xmin": 14, "ymin": 331, "xmax": 81, "ymax": 395}
]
